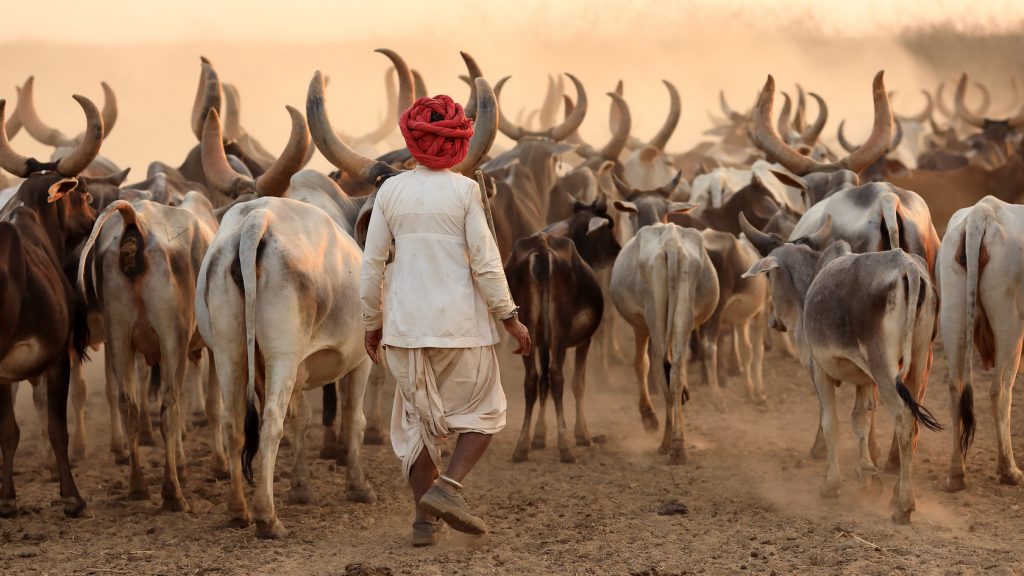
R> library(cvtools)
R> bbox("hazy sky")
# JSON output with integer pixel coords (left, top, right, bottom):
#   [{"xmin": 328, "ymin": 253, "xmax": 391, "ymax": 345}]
[{"xmin": 4, "ymin": 0, "xmax": 1024, "ymax": 44}]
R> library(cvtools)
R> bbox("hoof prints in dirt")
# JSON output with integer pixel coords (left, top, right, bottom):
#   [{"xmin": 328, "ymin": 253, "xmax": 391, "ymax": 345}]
[{"xmin": 344, "ymin": 563, "xmax": 394, "ymax": 576}]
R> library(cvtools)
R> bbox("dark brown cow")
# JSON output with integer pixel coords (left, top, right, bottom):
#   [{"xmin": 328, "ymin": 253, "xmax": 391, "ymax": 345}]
[
  {"xmin": 0, "ymin": 95, "xmax": 102, "ymax": 518},
  {"xmin": 506, "ymin": 233, "xmax": 604, "ymax": 464}
]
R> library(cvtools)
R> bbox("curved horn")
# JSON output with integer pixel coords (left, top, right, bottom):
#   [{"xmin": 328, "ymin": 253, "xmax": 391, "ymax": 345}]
[
  {"xmin": 412, "ymin": 69, "xmax": 428, "ymax": 100},
  {"xmin": 306, "ymin": 71, "xmax": 398, "ymax": 185},
  {"xmin": 221, "ymin": 83, "xmax": 243, "ymax": 141},
  {"xmin": 890, "ymin": 118, "xmax": 903, "ymax": 151},
  {"xmin": 776, "ymin": 91, "xmax": 794, "ymax": 139},
  {"xmin": 494, "ymin": 76, "xmax": 526, "ymax": 140},
  {"xmin": 954, "ymin": 73, "xmax": 985, "ymax": 128},
  {"xmin": 793, "ymin": 84, "xmax": 807, "ymax": 133},
  {"xmin": 608, "ymin": 79, "xmax": 624, "ymax": 135},
  {"xmin": 5, "ymin": 86, "xmax": 22, "ymax": 140},
  {"xmin": 896, "ymin": 89, "xmax": 933, "ymax": 123},
  {"xmin": 201, "ymin": 108, "xmax": 253, "ymax": 197},
  {"xmin": 460, "ymin": 51, "xmax": 483, "ymax": 119},
  {"xmin": 975, "ymin": 81, "xmax": 991, "ymax": 117},
  {"xmin": 836, "ymin": 120, "xmax": 857, "ymax": 153},
  {"xmin": 660, "ymin": 170, "xmax": 683, "ymax": 197},
  {"xmin": 356, "ymin": 70, "xmax": 399, "ymax": 144},
  {"xmin": 843, "ymin": 71, "xmax": 893, "ymax": 174},
  {"xmin": 600, "ymin": 91, "xmax": 631, "ymax": 160},
  {"xmin": 539, "ymin": 75, "xmax": 563, "ymax": 131},
  {"xmin": 720, "ymin": 90, "xmax": 746, "ymax": 121},
  {"xmin": 191, "ymin": 61, "xmax": 222, "ymax": 141},
  {"xmin": 18, "ymin": 76, "xmax": 76, "ymax": 147},
  {"xmin": 254, "ymin": 106, "xmax": 310, "ymax": 197},
  {"xmin": 375, "ymin": 49, "xmax": 414, "ymax": 120},
  {"xmin": 549, "ymin": 73, "xmax": 587, "ymax": 142},
  {"xmin": 56, "ymin": 95, "xmax": 104, "ymax": 177},
  {"xmin": 452, "ymin": 77, "xmax": 497, "ymax": 174},
  {"xmin": 800, "ymin": 92, "xmax": 827, "ymax": 145},
  {"xmin": 801, "ymin": 215, "xmax": 833, "ymax": 249},
  {"xmin": 99, "ymin": 81, "xmax": 117, "ymax": 139},
  {"xmin": 648, "ymin": 79, "xmax": 680, "ymax": 151},
  {"xmin": 752, "ymin": 75, "xmax": 823, "ymax": 175},
  {"xmin": 936, "ymin": 82, "xmax": 954, "ymax": 119},
  {"xmin": 1007, "ymin": 103, "xmax": 1024, "ymax": 129},
  {"xmin": 738, "ymin": 212, "xmax": 782, "ymax": 256},
  {"xmin": 0, "ymin": 100, "xmax": 30, "ymax": 177}
]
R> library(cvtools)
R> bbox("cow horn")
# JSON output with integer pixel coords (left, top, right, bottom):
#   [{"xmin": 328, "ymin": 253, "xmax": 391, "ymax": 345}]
[
  {"xmin": 253, "ymin": 106, "xmax": 309, "ymax": 198},
  {"xmin": 608, "ymin": 79, "xmax": 624, "ymax": 135},
  {"xmin": 56, "ymin": 95, "xmax": 103, "ymax": 177},
  {"xmin": 549, "ymin": 73, "xmax": 587, "ymax": 142},
  {"xmin": 896, "ymin": 89, "xmax": 933, "ymax": 123},
  {"xmin": 599, "ymin": 91, "xmax": 631, "ymax": 160},
  {"xmin": 738, "ymin": 212, "xmax": 782, "ymax": 257},
  {"xmin": 357, "ymin": 69, "xmax": 399, "ymax": 144},
  {"xmin": 221, "ymin": 83, "xmax": 243, "ymax": 141},
  {"xmin": 0, "ymin": 100, "xmax": 31, "ymax": 177},
  {"xmin": 1007, "ymin": 104, "xmax": 1024, "ymax": 129},
  {"xmin": 974, "ymin": 81, "xmax": 991, "ymax": 116},
  {"xmin": 191, "ymin": 61, "xmax": 222, "ymax": 142},
  {"xmin": 99, "ymin": 81, "xmax": 117, "ymax": 139},
  {"xmin": 307, "ymin": 71, "xmax": 398, "ymax": 185},
  {"xmin": 5, "ymin": 87, "xmax": 22, "ymax": 140},
  {"xmin": 776, "ymin": 91, "xmax": 794, "ymax": 140},
  {"xmin": 793, "ymin": 84, "xmax": 807, "ymax": 133},
  {"xmin": 201, "ymin": 108, "xmax": 254, "ymax": 197},
  {"xmin": 800, "ymin": 92, "xmax": 827, "ymax": 145},
  {"xmin": 494, "ymin": 76, "xmax": 526, "ymax": 140},
  {"xmin": 648, "ymin": 80, "xmax": 680, "ymax": 151},
  {"xmin": 375, "ymin": 49, "xmax": 414, "ymax": 121},
  {"xmin": 801, "ymin": 215, "xmax": 833, "ymax": 250},
  {"xmin": 752, "ymin": 75, "xmax": 823, "ymax": 175},
  {"xmin": 890, "ymin": 118, "xmax": 903, "ymax": 151},
  {"xmin": 954, "ymin": 73, "xmax": 986, "ymax": 128},
  {"xmin": 660, "ymin": 170, "xmax": 683, "ymax": 197},
  {"xmin": 452, "ymin": 77, "xmax": 497, "ymax": 174},
  {"xmin": 842, "ymin": 71, "xmax": 892, "ymax": 174},
  {"xmin": 460, "ymin": 51, "xmax": 483, "ymax": 119},
  {"xmin": 412, "ymin": 69, "xmax": 428, "ymax": 100},
  {"xmin": 720, "ymin": 90, "xmax": 746, "ymax": 121},
  {"xmin": 836, "ymin": 120, "xmax": 857, "ymax": 153},
  {"xmin": 18, "ymin": 76, "xmax": 75, "ymax": 147},
  {"xmin": 935, "ymin": 82, "xmax": 953, "ymax": 119}
]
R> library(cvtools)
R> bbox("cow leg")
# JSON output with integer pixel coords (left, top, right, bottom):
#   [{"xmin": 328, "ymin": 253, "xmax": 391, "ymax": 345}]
[
  {"xmin": 159, "ymin": 347, "xmax": 190, "ymax": 512},
  {"xmin": 253, "ymin": 358, "xmax": 298, "ymax": 539},
  {"xmin": 573, "ymin": 340, "xmax": 594, "ymax": 447},
  {"xmin": 549, "ymin": 347, "xmax": 574, "ymax": 464},
  {"xmin": 750, "ymin": 312, "xmax": 767, "ymax": 404},
  {"xmin": 215, "ymin": 350, "xmax": 251, "ymax": 527},
  {"xmin": 0, "ymin": 382, "xmax": 20, "ymax": 517},
  {"xmin": 852, "ymin": 384, "xmax": 881, "ymax": 489},
  {"xmin": 31, "ymin": 378, "xmax": 57, "ymax": 478},
  {"xmin": 335, "ymin": 375, "xmax": 351, "ymax": 465},
  {"xmin": 363, "ymin": 364, "xmax": 386, "ymax": 445},
  {"xmin": 727, "ymin": 327, "xmax": 743, "ymax": 377},
  {"xmin": 667, "ymin": 347, "xmax": 689, "ymax": 465},
  {"xmin": 185, "ymin": 352, "xmax": 207, "ymax": 425},
  {"xmin": 699, "ymin": 325, "xmax": 726, "ymax": 412},
  {"xmin": 319, "ymin": 382, "xmax": 339, "ymax": 460},
  {"xmin": 69, "ymin": 355, "xmax": 88, "ymax": 461},
  {"xmin": 113, "ymin": 343, "xmax": 148, "ymax": 500},
  {"xmin": 532, "ymin": 365, "xmax": 550, "ymax": 450},
  {"xmin": 991, "ymin": 337, "xmax": 1024, "ymax": 485},
  {"xmin": 104, "ymin": 345, "xmax": 128, "ymax": 464},
  {"xmin": 286, "ymin": 387, "xmax": 312, "ymax": 504},
  {"xmin": 137, "ymin": 358, "xmax": 156, "ymax": 447},
  {"xmin": 875, "ymin": 380, "xmax": 917, "ymax": 525},
  {"xmin": 632, "ymin": 326, "xmax": 657, "ymax": 433},
  {"xmin": 204, "ymin": 353, "xmax": 228, "ymax": 479},
  {"xmin": 812, "ymin": 364, "xmax": 841, "ymax": 498},
  {"xmin": 513, "ymin": 353, "xmax": 540, "ymax": 462},
  {"xmin": 45, "ymin": 354, "xmax": 87, "ymax": 517},
  {"xmin": 344, "ymin": 360, "xmax": 375, "ymax": 504}
]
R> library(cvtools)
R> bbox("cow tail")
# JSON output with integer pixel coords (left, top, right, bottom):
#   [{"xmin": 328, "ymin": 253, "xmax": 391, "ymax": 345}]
[
  {"xmin": 959, "ymin": 208, "xmax": 988, "ymax": 453},
  {"xmin": 895, "ymin": 259, "xmax": 942, "ymax": 432},
  {"xmin": 880, "ymin": 193, "xmax": 901, "ymax": 252},
  {"xmin": 77, "ymin": 200, "xmax": 144, "ymax": 303},
  {"xmin": 530, "ymin": 236, "xmax": 553, "ymax": 395},
  {"xmin": 239, "ymin": 214, "xmax": 269, "ymax": 483}
]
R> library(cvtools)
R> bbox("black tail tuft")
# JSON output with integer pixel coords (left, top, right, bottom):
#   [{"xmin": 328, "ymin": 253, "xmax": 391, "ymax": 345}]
[
  {"xmin": 896, "ymin": 379, "xmax": 943, "ymax": 432},
  {"xmin": 148, "ymin": 363, "xmax": 161, "ymax": 402},
  {"xmin": 71, "ymin": 300, "xmax": 90, "ymax": 362},
  {"xmin": 322, "ymin": 382, "xmax": 338, "ymax": 427},
  {"xmin": 960, "ymin": 384, "xmax": 976, "ymax": 454},
  {"xmin": 242, "ymin": 399, "xmax": 260, "ymax": 484}
]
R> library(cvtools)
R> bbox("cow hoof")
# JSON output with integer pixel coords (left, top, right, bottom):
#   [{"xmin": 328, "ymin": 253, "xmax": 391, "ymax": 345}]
[
  {"xmin": 227, "ymin": 510, "xmax": 253, "ymax": 528},
  {"xmin": 139, "ymin": 430, "xmax": 156, "ymax": 447},
  {"xmin": 0, "ymin": 500, "xmax": 17, "ymax": 518},
  {"xmin": 347, "ymin": 485, "xmax": 377, "ymax": 504},
  {"xmin": 821, "ymin": 484, "xmax": 840, "ymax": 499},
  {"xmin": 999, "ymin": 468, "xmax": 1024, "ymax": 485},
  {"xmin": 210, "ymin": 458, "xmax": 229, "ymax": 480},
  {"xmin": 809, "ymin": 444, "xmax": 827, "ymax": 461},
  {"xmin": 531, "ymin": 436, "xmax": 546, "ymax": 450},
  {"xmin": 113, "ymin": 449, "xmax": 130, "ymax": 465},
  {"xmin": 668, "ymin": 448, "xmax": 686, "ymax": 465},
  {"xmin": 560, "ymin": 449, "xmax": 577, "ymax": 464},
  {"xmin": 891, "ymin": 509, "xmax": 912, "ymax": 525},
  {"xmin": 364, "ymin": 429, "xmax": 385, "ymax": 445},
  {"xmin": 62, "ymin": 497, "xmax": 88, "ymax": 518},
  {"xmin": 575, "ymin": 435, "xmax": 592, "ymax": 447},
  {"xmin": 318, "ymin": 445, "xmax": 338, "ymax": 460},
  {"xmin": 512, "ymin": 449, "xmax": 529, "ymax": 463},
  {"xmin": 255, "ymin": 519, "xmax": 288, "ymax": 539},
  {"xmin": 288, "ymin": 485, "xmax": 313, "ymax": 505},
  {"xmin": 860, "ymin": 473, "xmax": 884, "ymax": 494},
  {"xmin": 161, "ymin": 495, "xmax": 190, "ymax": 513},
  {"xmin": 641, "ymin": 412, "xmax": 659, "ymax": 434},
  {"xmin": 334, "ymin": 453, "xmax": 350, "ymax": 468},
  {"xmin": 944, "ymin": 474, "xmax": 968, "ymax": 492}
]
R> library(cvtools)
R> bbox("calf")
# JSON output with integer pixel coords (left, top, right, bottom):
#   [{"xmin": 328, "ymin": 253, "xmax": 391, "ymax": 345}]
[
  {"xmin": 611, "ymin": 224, "xmax": 719, "ymax": 463},
  {"xmin": 939, "ymin": 196, "xmax": 1024, "ymax": 490},
  {"xmin": 0, "ymin": 95, "xmax": 101, "ymax": 517},
  {"xmin": 742, "ymin": 216, "xmax": 941, "ymax": 524}
]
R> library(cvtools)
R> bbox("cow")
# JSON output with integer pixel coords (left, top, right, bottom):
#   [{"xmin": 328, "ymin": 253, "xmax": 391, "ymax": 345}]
[
  {"xmin": 949, "ymin": 74, "xmax": 1024, "ymax": 170},
  {"xmin": 617, "ymin": 80, "xmax": 682, "ymax": 191},
  {"xmin": 610, "ymin": 223, "xmax": 719, "ymax": 464},
  {"xmin": 741, "ymin": 216, "xmax": 941, "ymax": 524},
  {"xmin": 506, "ymin": 233, "xmax": 605, "ymax": 464},
  {"xmin": 938, "ymin": 196, "xmax": 1024, "ymax": 491},
  {"xmin": 0, "ymin": 94, "xmax": 102, "ymax": 518}
]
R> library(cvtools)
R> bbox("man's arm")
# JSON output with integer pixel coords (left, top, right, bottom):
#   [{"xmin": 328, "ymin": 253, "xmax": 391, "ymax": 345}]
[
  {"xmin": 464, "ymin": 181, "xmax": 517, "ymax": 319},
  {"xmin": 359, "ymin": 192, "xmax": 393, "ymax": 333}
]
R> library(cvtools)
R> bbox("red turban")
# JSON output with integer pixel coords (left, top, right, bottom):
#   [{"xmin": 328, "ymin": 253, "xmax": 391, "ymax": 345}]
[{"xmin": 399, "ymin": 95, "xmax": 474, "ymax": 170}]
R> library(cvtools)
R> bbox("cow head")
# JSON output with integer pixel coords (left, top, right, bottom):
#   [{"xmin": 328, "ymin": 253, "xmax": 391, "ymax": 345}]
[
  {"xmin": 952, "ymin": 74, "xmax": 1024, "ymax": 169},
  {"xmin": 611, "ymin": 171, "xmax": 695, "ymax": 231},
  {"xmin": 774, "ymin": 87, "xmax": 833, "ymax": 163},
  {"xmin": 565, "ymin": 192, "xmax": 620, "ymax": 269},
  {"xmin": 616, "ymin": 80, "xmax": 682, "ymax": 190}
]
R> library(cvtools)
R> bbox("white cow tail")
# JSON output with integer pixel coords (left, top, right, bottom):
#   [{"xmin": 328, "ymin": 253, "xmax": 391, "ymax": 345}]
[
  {"xmin": 895, "ymin": 258, "xmax": 942, "ymax": 432},
  {"xmin": 239, "ymin": 211, "xmax": 269, "ymax": 482},
  {"xmin": 959, "ymin": 206, "xmax": 989, "ymax": 452},
  {"xmin": 881, "ymin": 193, "xmax": 901, "ymax": 252},
  {"xmin": 77, "ymin": 200, "xmax": 143, "ymax": 303}
]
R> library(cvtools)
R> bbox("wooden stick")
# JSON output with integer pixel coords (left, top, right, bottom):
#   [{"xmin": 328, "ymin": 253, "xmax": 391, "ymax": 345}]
[{"xmin": 475, "ymin": 169, "xmax": 498, "ymax": 242}]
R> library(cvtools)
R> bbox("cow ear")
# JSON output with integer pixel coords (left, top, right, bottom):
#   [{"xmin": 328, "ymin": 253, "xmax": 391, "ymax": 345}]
[
  {"xmin": 667, "ymin": 201, "xmax": 698, "ymax": 215},
  {"xmin": 613, "ymin": 200, "xmax": 639, "ymax": 213},
  {"xmin": 770, "ymin": 170, "xmax": 808, "ymax": 191},
  {"xmin": 596, "ymin": 160, "xmax": 615, "ymax": 178},
  {"xmin": 586, "ymin": 217, "xmax": 609, "ymax": 235},
  {"xmin": 47, "ymin": 177, "xmax": 80, "ymax": 203},
  {"xmin": 742, "ymin": 256, "xmax": 780, "ymax": 278},
  {"xmin": 639, "ymin": 145, "xmax": 659, "ymax": 162},
  {"xmin": 750, "ymin": 194, "xmax": 780, "ymax": 220}
]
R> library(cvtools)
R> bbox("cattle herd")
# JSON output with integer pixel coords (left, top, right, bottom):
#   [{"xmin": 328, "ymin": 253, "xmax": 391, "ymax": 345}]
[{"xmin": 0, "ymin": 49, "xmax": 1022, "ymax": 540}]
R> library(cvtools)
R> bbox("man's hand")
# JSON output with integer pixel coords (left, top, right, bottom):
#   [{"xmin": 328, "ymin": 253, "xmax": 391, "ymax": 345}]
[
  {"xmin": 502, "ymin": 317, "xmax": 532, "ymax": 356},
  {"xmin": 364, "ymin": 328, "xmax": 383, "ymax": 364}
]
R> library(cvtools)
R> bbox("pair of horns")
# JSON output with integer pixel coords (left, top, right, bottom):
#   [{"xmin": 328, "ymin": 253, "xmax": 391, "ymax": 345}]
[
  {"xmin": 953, "ymin": 73, "xmax": 1024, "ymax": 129},
  {"xmin": 776, "ymin": 88, "xmax": 827, "ymax": 146},
  {"xmin": 17, "ymin": 76, "xmax": 116, "ymax": 148},
  {"xmin": 0, "ymin": 95, "xmax": 103, "ymax": 177},
  {"xmin": 495, "ymin": 73, "xmax": 587, "ymax": 142}
]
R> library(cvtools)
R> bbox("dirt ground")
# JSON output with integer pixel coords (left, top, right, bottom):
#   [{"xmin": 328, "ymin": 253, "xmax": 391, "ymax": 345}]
[{"xmin": 2, "ymin": 337, "xmax": 1024, "ymax": 576}]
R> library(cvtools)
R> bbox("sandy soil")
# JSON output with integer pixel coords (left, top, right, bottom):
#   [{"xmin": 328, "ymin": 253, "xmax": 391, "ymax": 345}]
[{"xmin": 2, "ymin": 339, "xmax": 1023, "ymax": 576}]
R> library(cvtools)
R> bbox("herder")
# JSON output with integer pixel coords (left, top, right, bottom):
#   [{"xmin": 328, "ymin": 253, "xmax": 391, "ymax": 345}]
[{"xmin": 360, "ymin": 94, "xmax": 532, "ymax": 546}]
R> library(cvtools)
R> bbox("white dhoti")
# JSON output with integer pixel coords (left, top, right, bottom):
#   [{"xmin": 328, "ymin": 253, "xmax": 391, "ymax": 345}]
[{"xmin": 385, "ymin": 346, "xmax": 506, "ymax": 480}]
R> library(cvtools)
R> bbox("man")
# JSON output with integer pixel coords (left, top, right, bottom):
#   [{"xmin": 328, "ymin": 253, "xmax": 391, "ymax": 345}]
[{"xmin": 360, "ymin": 94, "xmax": 532, "ymax": 547}]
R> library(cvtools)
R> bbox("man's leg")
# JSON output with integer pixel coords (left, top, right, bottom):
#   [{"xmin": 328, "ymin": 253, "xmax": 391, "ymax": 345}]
[
  {"xmin": 409, "ymin": 447, "xmax": 438, "ymax": 522},
  {"xmin": 439, "ymin": 432, "xmax": 491, "ymax": 491}
]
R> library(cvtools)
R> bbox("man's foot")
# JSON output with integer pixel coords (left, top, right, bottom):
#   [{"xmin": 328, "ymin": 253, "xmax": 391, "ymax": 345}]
[
  {"xmin": 417, "ymin": 485, "xmax": 488, "ymax": 535},
  {"xmin": 412, "ymin": 519, "xmax": 448, "ymax": 547}
]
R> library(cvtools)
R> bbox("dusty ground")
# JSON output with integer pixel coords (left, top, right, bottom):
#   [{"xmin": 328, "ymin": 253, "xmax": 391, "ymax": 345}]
[{"xmin": 2, "ymin": 339, "xmax": 1024, "ymax": 576}]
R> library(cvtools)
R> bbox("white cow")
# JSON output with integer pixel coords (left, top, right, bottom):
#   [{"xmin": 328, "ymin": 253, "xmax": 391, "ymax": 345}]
[
  {"xmin": 939, "ymin": 196, "xmax": 1024, "ymax": 491},
  {"xmin": 611, "ymin": 223, "xmax": 719, "ymax": 464}
]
